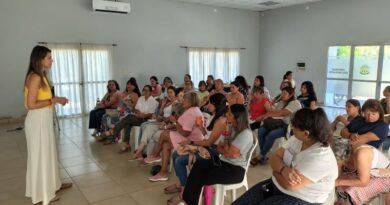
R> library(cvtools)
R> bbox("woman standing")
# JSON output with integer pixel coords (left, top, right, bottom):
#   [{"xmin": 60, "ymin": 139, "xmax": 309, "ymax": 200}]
[{"xmin": 24, "ymin": 45, "xmax": 71, "ymax": 204}]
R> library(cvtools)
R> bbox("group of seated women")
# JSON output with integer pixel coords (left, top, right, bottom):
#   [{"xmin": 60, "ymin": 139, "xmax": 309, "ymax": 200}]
[{"xmin": 86, "ymin": 72, "xmax": 390, "ymax": 205}]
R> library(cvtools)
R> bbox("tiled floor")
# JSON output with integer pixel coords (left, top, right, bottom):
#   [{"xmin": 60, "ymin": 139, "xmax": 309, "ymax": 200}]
[{"xmin": 0, "ymin": 107, "xmax": 384, "ymax": 205}]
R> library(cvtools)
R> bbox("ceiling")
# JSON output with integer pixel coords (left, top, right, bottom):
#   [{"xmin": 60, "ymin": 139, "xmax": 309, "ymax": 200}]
[{"xmin": 170, "ymin": 0, "xmax": 322, "ymax": 11}]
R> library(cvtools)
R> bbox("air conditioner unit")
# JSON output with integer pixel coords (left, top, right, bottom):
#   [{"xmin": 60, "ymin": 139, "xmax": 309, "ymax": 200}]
[{"xmin": 92, "ymin": 0, "xmax": 130, "ymax": 14}]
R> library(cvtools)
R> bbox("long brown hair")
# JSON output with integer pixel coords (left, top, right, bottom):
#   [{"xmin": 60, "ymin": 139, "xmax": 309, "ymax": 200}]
[{"xmin": 24, "ymin": 45, "xmax": 51, "ymax": 89}]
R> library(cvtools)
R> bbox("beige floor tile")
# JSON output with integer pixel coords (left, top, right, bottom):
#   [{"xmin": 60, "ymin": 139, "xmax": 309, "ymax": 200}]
[
  {"xmin": 0, "ymin": 191, "xmax": 32, "ymax": 205},
  {"xmin": 65, "ymin": 163, "xmax": 102, "ymax": 177},
  {"xmin": 72, "ymin": 171, "xmax": 114, "ymax": 188},
  {"xmin": 91, "ymin": 194, "xmax": 138, "ymax": 205},
  {"xmin": 129, "ymin": 185, "xmax": 171, "ymax": 205},
  {"xmin": 0, "ymin": 176, "xmax": 25, "ymax": 193},
  {"xmin": 79, "ymin": 181, "xmax": 125, "ymax": 203},
  {"xmin": 54, "ymin": 185, "xmax": 90, "ymax": 205},
  {"xmin": 60, "ymin": 155, "xmax": 94, "ymax": 168}
]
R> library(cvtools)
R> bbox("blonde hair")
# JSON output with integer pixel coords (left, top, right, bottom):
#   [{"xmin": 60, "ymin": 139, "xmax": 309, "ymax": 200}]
[{"xmin": 183, "ymin": 92, "xmax": 199, "ymax": 107}]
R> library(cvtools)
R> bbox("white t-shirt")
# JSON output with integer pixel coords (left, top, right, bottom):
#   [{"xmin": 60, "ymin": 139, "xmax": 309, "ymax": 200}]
[
  {"xmin": 272, "ymin": 136, "xmax": 338, "ymax": 203},
  {"xmin": 162, "ymin": 104, "xmax": 172, "ymax": 118},
  {"xmin": 333, "ymin": 114, "xmax": 348, "ymax": 137},
  {"xmin": 135, "ymin": 96, "xmax": 158, "ymax": 114},
  {"xmin": 274, "ymin": 99, "xmax": 302, "ymax": 124},
  {"xmin": 220, "ymin": 129, "xmax": 254, "ymax": 168}
]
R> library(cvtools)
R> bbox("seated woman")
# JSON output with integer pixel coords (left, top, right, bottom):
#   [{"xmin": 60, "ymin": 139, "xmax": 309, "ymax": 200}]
[
  {"xmin": 98, "ymin": 78, "xmax": 140, "ymax": 143},
  {"xmin": 252, "ymin": 75, "xmax": 271, "ymax": 99},
  {"xmin": 249, "ymin": 86, "xmax": 272, "ymax": 130},
  {"xmin": 251, "ymin": 86, "xmax": 301, "ymax": 165},
  {"xmin": 141, "ymin": 88, "xmax": 185, "ymax": 160},
  {"xmin": 297, "ymin": 81, "xmax": 317, "ymax": 109},
  {"xmin": 145, "ymin": 92, "xmax": 204, "ymax": 182},
  {"xmin": 206, "ymin": 75, "xmax": 215, "ymax": 92},
  {"xmin": 197, "ymin": 80, "xmax": 209, "ymax": 106},
  {"xmin": 283, "ymin": 70, "xmax": 296, "ymax": 89},
  {"xmin": 150, "ymin": 76, "xmax": 162, "ymax": 97},
  {"xmin": 159, "ymin": 77, "xmax": 174, "ymax": 99},
  {"xmin": 226, "ymin": 81, "xmax": 245, "ymax": 105},
  {"xmin": 331, "ymin": 99, "xmax": 361, "ymax": 137},
  {"xmin": 340, "ymin": 99, "xmax": 389, "ymax": 149},
  {"xmin": 180, "ymin": 74, "xmax": 191, "ymax": 88},
  {"xmin": 200, "ymin": 79, "xmax": 226, "ymax": 110},
  {"xmin": 89, "ymin": 80, "xmax": 121, "ymax": 137},
  {"xmin": 380, "ymin": 86, "xmax": 390, "ymax": 116},
  {"xmin": 128, "ymin": 86, "xmax": 176, "ymax": 160},
  {"xmin": 182, "ymin": 104, "xmax": 254, "ymax": 205},
  {"xmin": 235, "ymin": 75, "xmax": 250, "ymax": 101},
  {"xmin": 165, "ymin": 93, "xmax": 228, "ymax": 204},
  {"xmin": 233, "ymin": 108, "xmax": 338, "ymax": 205},
  {"xmin": 184, "ymin": 80, "xmax": 195, "ymax": 93},
  {"xmin": 336, "ymin": 145, "xmax": 390, "ymax": 205},
  {"xmin": 101, "ymin": 85, "xmax": 158, "ymax": 153},
  {"xmin": 272, "ymin": 80, "xmax": 292, "ymax": 105}
]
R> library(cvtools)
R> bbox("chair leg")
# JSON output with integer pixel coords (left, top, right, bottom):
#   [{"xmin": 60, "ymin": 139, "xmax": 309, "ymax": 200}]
[
  {"xmin": 198, "ymin": 187, "xmax": 204, "ymax": 205},
  {"xmin": 214, "ymin": 185, "xmax": 224, "ymax": 205},
  {"xmin": 232, "ymin": 189, "xmax": 236, "ymax": 202}
]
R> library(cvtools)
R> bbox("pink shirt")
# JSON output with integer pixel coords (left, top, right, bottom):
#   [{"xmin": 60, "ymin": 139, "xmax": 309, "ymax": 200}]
[
  {"xmin": 151, "ymin": 84, "xmax": 162, "ymax": 97},
  {"xmin": 250, "ymin": 98, "xmax": 270, "ymax": 120},
  {"xmin": 170, "ymin": 107, "xmax": 204, "ymax": 149}
]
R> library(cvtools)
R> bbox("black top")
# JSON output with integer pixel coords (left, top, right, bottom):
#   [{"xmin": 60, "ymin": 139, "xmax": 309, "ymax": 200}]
[
  {"xmin": 297, "ymin": 94, "xmax": 317, "ymax": 108},
  {"xmin": 346, "ymin": 116, "xmax": 389, "ymax": 148}
]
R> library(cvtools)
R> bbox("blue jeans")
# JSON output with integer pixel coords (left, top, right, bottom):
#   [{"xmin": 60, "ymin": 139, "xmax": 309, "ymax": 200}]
[
  {"xmin": 172, "ymin": 151, "xmax": 202, "ymax": 187},
  {"xmin": 258, "ymin": 126, "xmax": 286, "ymax": 158}
]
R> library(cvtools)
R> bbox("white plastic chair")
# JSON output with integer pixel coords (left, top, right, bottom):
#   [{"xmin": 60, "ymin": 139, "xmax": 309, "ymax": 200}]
[
  {"xmin": 199, "ymin": 137, "xmax": 258, "ymax": 205},
  {"xmin": 132, "ymin": 126, "xmax": 141, "ymax": 149}
]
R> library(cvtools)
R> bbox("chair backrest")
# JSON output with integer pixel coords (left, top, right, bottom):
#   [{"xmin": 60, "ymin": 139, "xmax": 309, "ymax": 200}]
[{"xmin": 244, "ymin": 136, "xmax": 258, "ymax": 172}]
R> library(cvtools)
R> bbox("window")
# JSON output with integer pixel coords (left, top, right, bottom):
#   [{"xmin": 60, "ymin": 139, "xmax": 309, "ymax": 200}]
[
  {"xmin": 188, "ymin": 48, "xmax": 240, "ymax": 86},
  {"xmin": 48, "ymin": 43, "xmax": 113, "ymax": 116},
  {"xmin": 325, "ymin": 45, "xmax": 390, "ymax": 107}
]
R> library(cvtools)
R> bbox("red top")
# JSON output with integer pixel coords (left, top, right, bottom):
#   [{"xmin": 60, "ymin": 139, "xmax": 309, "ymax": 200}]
[{"xmin": 250, "ymin": 98, "xmax": 271, "ymax": 120}]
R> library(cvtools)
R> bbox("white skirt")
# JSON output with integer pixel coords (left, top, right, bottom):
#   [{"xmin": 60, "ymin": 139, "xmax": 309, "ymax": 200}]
[{"xmin": 25, "ymin": 107, "xmax": 61, "ymax": 205}]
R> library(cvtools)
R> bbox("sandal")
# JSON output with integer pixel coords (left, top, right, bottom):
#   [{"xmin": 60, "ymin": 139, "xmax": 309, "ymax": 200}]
[
  {"xmin": 164, "ymin": 184, "xmax": 182, "ymax": 194},
  {"xmin": 250, "ymin": 158, "xmax": 260, "ymax": 166},
  {"xmin": 118, "ymin": 145, "xmax": 131, "ymax": 154},
  {"xmin": 167, "ymin": 195, "xmax": 182, "ymax": 205}
]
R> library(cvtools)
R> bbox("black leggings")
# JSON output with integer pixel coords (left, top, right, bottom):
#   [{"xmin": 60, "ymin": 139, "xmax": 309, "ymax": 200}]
[
  {"xmin": 232, "ymin": 178, "xmax": 320, "ymax": 205},
  {"xmin": 183, "ymin": 159, "xmax": 245, "ymax": 205},
  {"xmin": 88, "ymin": 108, "xmax": 106, "ymax": 130}
]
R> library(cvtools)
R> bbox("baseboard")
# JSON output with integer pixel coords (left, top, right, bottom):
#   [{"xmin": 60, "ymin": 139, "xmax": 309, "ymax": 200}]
[{"xmin": 0, "ymin": 116, "xmax": 26, "ymax": 124}]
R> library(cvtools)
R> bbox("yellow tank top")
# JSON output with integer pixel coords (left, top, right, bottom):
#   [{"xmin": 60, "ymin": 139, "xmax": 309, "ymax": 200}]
[{"xmin": 24, "ymin": 77, "xmax": 53, "ymax": 108}]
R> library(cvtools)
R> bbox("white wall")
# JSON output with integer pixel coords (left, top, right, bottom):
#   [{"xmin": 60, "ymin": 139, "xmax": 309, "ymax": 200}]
[
  {"xmin": 0, "ymin": 0, "xmax": 260, "ymax": 118},
  {"xmin": 259, "ymin": 0, "xmax": 390, "ymax": 103}
]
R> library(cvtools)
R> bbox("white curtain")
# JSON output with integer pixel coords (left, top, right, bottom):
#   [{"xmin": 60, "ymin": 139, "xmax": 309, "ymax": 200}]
[
  {"xmin": 48, "ymin": 44, "xmax": 82, "ymax": 116},
  {"xmin": 47, "ymin": 43, "xmax": 113, "ymax": 116},
  {"xmin": 188, "ymin": 48, "xmax": 239, "ymax": 87},
  {"xmin": 81, "ymin": 44, "xmax": 113, "ymax": 113}
]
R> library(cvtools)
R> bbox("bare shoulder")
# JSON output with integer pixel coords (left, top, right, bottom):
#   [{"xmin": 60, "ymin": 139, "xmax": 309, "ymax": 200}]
[
  {"xmin": 215, "ymin": 117, "xmax": 227, "ymax": 128},
  {"xmin": 354, "ymin": 146, "xmax": 373, "ymax": 158},
  {"xmin": 26, "ymin": 73, "xmax": 41, "ymax": 86}
]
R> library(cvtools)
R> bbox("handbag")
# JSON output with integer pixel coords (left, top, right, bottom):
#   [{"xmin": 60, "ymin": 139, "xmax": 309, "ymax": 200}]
[
  {"xmin": 177, "ymin": 145, "xmax": 211, "ymax": 160},
  {"xmin": 105, "ymin": 109, "xmax": 120, "ymax": 118},
  {"xmin": 263, "ymin": 117, "xmax": 286, "ymax": 130}
]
